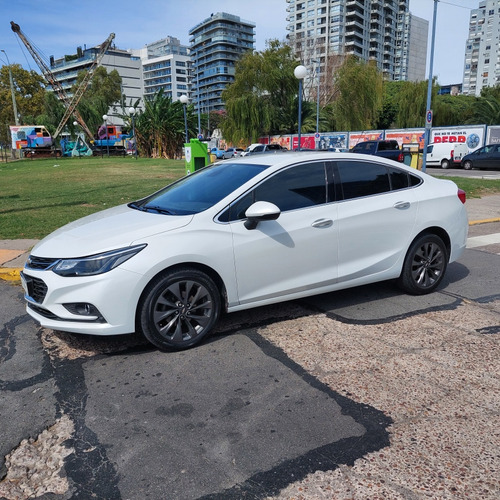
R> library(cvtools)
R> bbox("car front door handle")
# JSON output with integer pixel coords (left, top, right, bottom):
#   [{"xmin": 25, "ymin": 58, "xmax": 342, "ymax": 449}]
[
  {"xmin": 312, "ymin": 218, "xmax": 333, "ymax": 228},
  {"xmin": 394, "ymin": 201, "xmax": 411, "ymax": 210}
]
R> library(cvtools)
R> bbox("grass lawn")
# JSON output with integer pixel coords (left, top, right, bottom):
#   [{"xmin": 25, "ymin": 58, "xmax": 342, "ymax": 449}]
[
  {"xmin": 0, "ymin": 156, "xmax": 185, "ymax": 239},
  {"xmin": 1, "ymin": 156, "xmax": 499, "ymax": 240}
]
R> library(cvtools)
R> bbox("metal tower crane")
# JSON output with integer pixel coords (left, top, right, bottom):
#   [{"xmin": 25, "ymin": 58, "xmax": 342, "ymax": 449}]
[{"xmin": 10, "ymin": 21, "xmax": 114, "ymax": 140}]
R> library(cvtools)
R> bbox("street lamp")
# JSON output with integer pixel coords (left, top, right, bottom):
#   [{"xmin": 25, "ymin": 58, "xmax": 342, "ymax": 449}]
[
  {"xmin": 0, "ymin": 49, "xmax": 20, "ymax": 126},
  {"xmin": 311, "ymin": 59, "xmax": 321, "ymax": 149},
  {"xmin": 294, "ymin": 64, "xmax": 307, "ymax": 151},
  {"xmin": 180, "ymin": 94, "xmax": 189, "ymax": 144},
  {"xmin": 102, "ymin": 114, "xmax": 109, "ymax": 157},
  {"xmin": 128, "ymin": 107, "xmax": 137, "ymax": 159}
]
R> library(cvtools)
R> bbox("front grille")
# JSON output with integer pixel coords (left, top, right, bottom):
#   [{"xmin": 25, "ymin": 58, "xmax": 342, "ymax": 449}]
[
  {"xmin": 26, "ymin": 255, "xmax": 59, "ymax": 270},
  {"xmin": 27, "ymin": 302, "xmax": 59, "ymax": 320},
  {"xmin": 22, "ymin": 272, "xmax": 48, "ymax": 303}
]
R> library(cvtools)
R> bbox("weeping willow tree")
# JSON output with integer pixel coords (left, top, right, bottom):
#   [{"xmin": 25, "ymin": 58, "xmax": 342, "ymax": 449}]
[
  {"xmin": 332, "ymin": 56, "xmax": 383, "ymax": 131},
  {"xmin": 134, "ymin": 90, "xmax": 197, "ymax": 158},
  {"xmin": 222, "ymin": 40, "xmax": 304, "ymax": 144}
]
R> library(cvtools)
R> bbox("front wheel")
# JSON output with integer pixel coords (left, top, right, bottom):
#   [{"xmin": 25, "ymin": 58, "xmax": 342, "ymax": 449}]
[
  {"xmin": 463, "ymin": 160, "xmax": 473, "ymax": 170},
  {"xmin": 138, "ymin": 268, "xmax": 221, "ymax": 350},
  {"xmin": 397, "ymin": 234, "xmax": 448, "ymax": 295}
]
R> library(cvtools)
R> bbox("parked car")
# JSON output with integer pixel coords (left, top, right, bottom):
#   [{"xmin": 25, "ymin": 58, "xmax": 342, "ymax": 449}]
[
  {"xmin": 241, "ymin": 143, "xmax": 288, "ymax": 156},
  {"xmin": 426, "ymin": 142, "xmax": 469, "ymax": 169},
  {"xmin": 225, "ymin": 147, "xmax": 244, "ymax": 158},
  {"xmin": 350, "ymin": 140, "xmax": 404, "ymax": 162},
  {"xmin": 21, "ymin": 152, "xmax": 468, "ymax": 351},
  {"xmin": 461, "ymin": 144, "xmax": 500, "ymax": 170},
  {"xmin": 210, "ymin": 147, "xmax": 232, "ymax": 160}
]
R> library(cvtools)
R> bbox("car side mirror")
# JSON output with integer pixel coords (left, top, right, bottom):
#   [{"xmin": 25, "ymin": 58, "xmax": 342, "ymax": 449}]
[{"xmin": 244, "ymin": 201, "xmax": 281, "ymax": 230}]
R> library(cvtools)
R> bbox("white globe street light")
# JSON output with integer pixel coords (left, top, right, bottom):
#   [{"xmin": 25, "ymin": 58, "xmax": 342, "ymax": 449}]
[
  {"xmin": 179, "ymin": 95, "xmax": 189, "ymax": 144},
  {"xmin": 128, "ymin": 107, "xmax": 137, "ymax": 159},
  {"xmin": 294, "ymin": 65, "xmax": 307, "ymax": 151},
  {"xmin": 102, "ymin": 114, "xmax": 109, "ymax": 157}
]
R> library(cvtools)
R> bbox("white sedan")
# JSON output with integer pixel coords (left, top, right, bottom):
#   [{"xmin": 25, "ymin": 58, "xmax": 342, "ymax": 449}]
[{"xmin": 21, "ymin": 152, "xmax": 468, "ymax": 350}]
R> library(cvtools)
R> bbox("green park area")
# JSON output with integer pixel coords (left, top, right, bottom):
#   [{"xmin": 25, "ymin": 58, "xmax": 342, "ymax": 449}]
[{"xmin": 1, "ymin": 156, "xmax": 500, "ymax": 240}]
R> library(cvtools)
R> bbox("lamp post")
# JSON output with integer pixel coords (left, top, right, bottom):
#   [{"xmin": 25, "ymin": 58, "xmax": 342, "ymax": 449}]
[
  {"xmin": 180, "ymin": 94, "xmax": 189, "ymax": 144},
  {"xmin": 102, "ymin": 114, "xmax": 109, "ymax": 157},
  {"xmin": 422, "ymin": 0, "xmax": 439, "ymax": 173},
  {"xmin": 1, "ymin": 49, "xmax": 20, "ymax": 126},
  {"xmin": 128, "ymin": 107, "xmax": 137, "ymax": 159},
  {"xmin": 312, "ymin": 59, "xmax": 321, "ymax": 149},
  {"xmin": 294, "ymin": 65, "xmax": 307, "ymax": 151}
]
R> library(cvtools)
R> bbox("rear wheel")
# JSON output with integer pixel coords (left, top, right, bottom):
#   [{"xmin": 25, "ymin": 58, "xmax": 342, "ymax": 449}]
[
  {"xmin": 463, "ymin": 160, "xmax": 473, "ymax": 170},
  {"xmin": 138, "ymin": 268, "xmax": 221, "ymax": 350},
  {"xmin": 441, "ymin": 158, "xmax": 450, "ymax": 169},
  {"xmin": 397, "ymin": 234, "xmax": 448, "ymax": 295}
]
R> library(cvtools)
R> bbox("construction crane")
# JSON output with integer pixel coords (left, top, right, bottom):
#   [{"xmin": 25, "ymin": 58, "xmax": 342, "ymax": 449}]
[{"xmin": 10, "ymin": 21, "xmax": 114, "ymax": 140}]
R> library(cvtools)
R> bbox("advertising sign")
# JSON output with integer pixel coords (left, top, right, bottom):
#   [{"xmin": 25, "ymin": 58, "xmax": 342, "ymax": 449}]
[
  {"xmin": 384, "ymin": 129, "xmax": 425, "ymax": 149},
  {"xmin": 430, "ymin": 125, "xmax": 486, "ymax": 152},
  {"xmin": 348, "ymin": 131, "xmax": 383, "ymax": 149},
  {"xmin": 291, "ymin": 134, "xmax": 316, "ymax": 150},
  {"xmin": 318, "ymin": 133, "xmax": 348, "ymax": 151},
  {"xmin": 486, "ymin": 126, "xmax": 500, "ymax": 145}
]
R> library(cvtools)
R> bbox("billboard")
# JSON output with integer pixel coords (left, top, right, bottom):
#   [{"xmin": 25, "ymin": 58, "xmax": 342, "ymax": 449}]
[
  {"xmin": 348, "ymin": 131, "xmax": 383, "ymax": 149},
  {"xmin": 384, "ymin": 129, "xmax": 425, "ymax": 149},
  {"xmin": 486, "ymin": 126, "xmax": 500, "ymax": 145},
  {"xmin": 430, "ymin": 125, "xmax": 486, "ymax": 152}
]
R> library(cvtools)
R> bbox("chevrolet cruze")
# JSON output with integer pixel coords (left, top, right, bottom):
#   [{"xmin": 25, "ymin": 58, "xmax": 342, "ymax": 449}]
[{"xmin": 21, "ymin": 152, "xmax": 468, "ymax": 350}]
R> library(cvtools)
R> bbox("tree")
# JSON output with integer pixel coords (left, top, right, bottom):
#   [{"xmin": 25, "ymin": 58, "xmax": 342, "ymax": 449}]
[
  {"xmin": 222, "ymin": 40, "xmax": 300, "ymax": 144},
  {"xmin": 332, "ymin": 56, "xmax": 383, "ymax": 131},
  {"xmin": 135, "ymin": 90, "xmax": 197, "ymax": 158},
  {"xmin": 71, "ymin": 66, "xmax": 122, "ymax": 135},
  {"xmin": 0, "ymin": 64, "xmax": 45, "ymax": 144}
]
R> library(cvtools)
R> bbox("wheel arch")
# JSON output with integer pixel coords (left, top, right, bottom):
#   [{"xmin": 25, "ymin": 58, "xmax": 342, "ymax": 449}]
[
  {"xmin": 135, "ymin": 262, "xmax": 229, "ymax": 324},
  {"xmin": 409, "ymin": 227, "xmax": 451, "ymax": 259}
]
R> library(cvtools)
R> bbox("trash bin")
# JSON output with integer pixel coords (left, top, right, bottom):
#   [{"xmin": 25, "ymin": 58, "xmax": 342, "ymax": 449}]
[
  {"xmin": 402, "ymin": 143, "xmax": 420, "ymax": 169},
  {"xmin": 185, "ymin": 139, "xmax": 209, "ymax": 175}
]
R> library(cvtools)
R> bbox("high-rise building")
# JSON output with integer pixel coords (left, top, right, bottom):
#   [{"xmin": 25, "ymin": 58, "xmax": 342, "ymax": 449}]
[
  {"xmin": 394, "ymin": 12, "xmax": 428, "ymax": 82},
  {"xmin": 286, "ymin": 0, "xmax": 427, "ymax": 83},
  {"xmin": 132, "ymin": 37, "xmax": 191, "ymax": 102},
  {"xmin": 463, "ymin": 0, "xmax": 500, "ymax": 96},
  {"xmin": 189, "ymin": 12, "xmax": 255, "ymax": 112}
]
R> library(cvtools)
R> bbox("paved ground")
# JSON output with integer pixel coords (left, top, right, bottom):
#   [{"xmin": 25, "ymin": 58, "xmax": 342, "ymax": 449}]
[{"xmin": 0, "ymin": 193, "xmax": 498, "ymax": 499}]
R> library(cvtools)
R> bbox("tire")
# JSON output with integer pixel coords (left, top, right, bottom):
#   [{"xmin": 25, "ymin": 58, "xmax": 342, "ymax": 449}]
[
  {"xmin": 463, "ymin": 160, "xmax": 473, "ymax": 170},
  {"xmin": 440, "ymin": 158, "xmax": 450, "ymax": 169},
  {"xmin": 397, "ymin": 234, "xmax": 448, "ymax": 295},
  {"xmin": 138, "ymin": 268, "xmax": 221, "ymax": 350}
]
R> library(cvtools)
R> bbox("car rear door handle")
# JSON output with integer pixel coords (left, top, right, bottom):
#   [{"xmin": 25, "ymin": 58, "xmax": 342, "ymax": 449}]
[
  {"xmin": 394, "ymin": 201, "xmax": 411, "ymax": 210},
  {"xmin": 312, "ymin": 218, "xmax": 333, "ymax": 228}
]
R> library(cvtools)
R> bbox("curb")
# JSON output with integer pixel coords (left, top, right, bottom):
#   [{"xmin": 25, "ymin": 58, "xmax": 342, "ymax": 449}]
[{"xmin": 469, "ymin": 217, "xmax": 500, "ymax": 226}]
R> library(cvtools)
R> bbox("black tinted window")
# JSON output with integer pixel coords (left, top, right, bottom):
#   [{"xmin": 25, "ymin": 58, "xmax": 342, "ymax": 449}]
[
  {"xmin": 389, "ymin": 167, "xmax": 409, "ymax": 190},
  {"xmin": 337, "ymin": 161, "xmax": 390, "ymax": 200},
  {"xmin": 226, "ymin": 162, "xmax": 327, "ymax": 221}
]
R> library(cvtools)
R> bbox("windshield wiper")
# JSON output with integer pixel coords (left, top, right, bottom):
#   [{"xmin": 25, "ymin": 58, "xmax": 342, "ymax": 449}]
[{"xmin": 143, "ymin": 205, "xmax": 175, "ymax": 215}]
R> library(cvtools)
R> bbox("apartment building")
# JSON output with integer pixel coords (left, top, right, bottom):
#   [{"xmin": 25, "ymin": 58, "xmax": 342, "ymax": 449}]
[
  {"xmin": 189, "ymin": 12, "xmax": 255, "ymax": 112},
  {"xmin": 286, "ymin": 0, "xmax": 427, "ymax": 85},
  {"xmin": 132, "ymin": 37, "xmax": 191, "ymax": 102},
  {"xmin": 463, "ymin": 0, "xmax": 500, "ymax": 96},
  {"xmin": 49, "ymin": 44, "xmax": 143, "ymax": 120}
]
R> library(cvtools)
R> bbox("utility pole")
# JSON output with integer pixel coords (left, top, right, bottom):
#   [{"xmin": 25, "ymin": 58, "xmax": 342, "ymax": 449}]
[{"xmin": 422, "ymin": 0, "xmax": 439, "ymax": 173}]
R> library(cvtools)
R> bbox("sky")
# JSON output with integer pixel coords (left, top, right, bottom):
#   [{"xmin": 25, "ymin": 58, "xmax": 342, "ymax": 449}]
[{"xmin": 0, "ymin": 0, "xmax": 476, "ymax": 85}]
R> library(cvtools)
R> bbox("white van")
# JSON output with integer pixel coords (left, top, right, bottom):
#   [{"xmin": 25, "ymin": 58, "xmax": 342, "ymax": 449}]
[{"xmin": 426, "ymin": 142, "xmax": 468, "ymax": 169}]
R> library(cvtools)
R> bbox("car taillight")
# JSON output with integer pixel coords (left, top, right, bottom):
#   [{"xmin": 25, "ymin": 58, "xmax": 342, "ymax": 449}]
[
  {"xmin": 458, "ymin": 189, "xmax": 466, "ymax": 204},
  {"xmin": 398, "ymin": 152, "xmax": 404, "ymax": 162},
  {"xmin": 451, "ymin": 150, "xmax": 454, "ymax": 160}
]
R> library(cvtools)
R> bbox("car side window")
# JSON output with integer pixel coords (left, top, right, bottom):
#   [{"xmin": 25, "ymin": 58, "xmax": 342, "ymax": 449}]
[
  {"xmin": 336, "ymin": 160, "xmax": 391, "ymax": 200},
  {"xmin": 388, "ymin": 167, "xmax": 410, "ymax": 190},
  {"xmin": 226, "ymin": 162, "xmax": 327, "ymax": 222}
]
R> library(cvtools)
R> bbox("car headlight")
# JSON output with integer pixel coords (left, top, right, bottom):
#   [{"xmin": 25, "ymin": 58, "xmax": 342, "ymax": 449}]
[{"xmin": 52, "ymin": 244, "xmax": 147, "ymax": 277}]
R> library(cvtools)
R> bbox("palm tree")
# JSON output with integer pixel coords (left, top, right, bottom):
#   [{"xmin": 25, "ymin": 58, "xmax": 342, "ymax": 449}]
[
  {"xmin": 135, "ymin": 90, "xmax": 197, "ymax": 158},
  {"xmin": 469, "ymin": 96, "xmax": 500, "ymax": 125}
]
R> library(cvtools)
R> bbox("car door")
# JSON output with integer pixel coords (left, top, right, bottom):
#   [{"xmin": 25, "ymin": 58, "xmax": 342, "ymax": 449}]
[
  {"xmin": 489, "ymin": 145, "xmax": 500, "ymax": 169},
  {"xmin": 334, "ymin": 160, "xmax": 418, "ymax": 285},
  {"xmin": 227, "ymin": 161, "xmax": 338, "ymax": 305}
]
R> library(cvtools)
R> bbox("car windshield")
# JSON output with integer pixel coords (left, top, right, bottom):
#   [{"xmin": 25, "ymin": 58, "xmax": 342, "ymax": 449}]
[{"xmin": 130, "ymin": 162, "xmax": 270, "ymax": 215}]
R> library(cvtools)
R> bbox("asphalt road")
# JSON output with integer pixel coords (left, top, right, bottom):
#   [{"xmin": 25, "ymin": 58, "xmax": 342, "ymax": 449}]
[{"xmin": 1, "ymin": 232, "xmax": 499, "ymax": 499}]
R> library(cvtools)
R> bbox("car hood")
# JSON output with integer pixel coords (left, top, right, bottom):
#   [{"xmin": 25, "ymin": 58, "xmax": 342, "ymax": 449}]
[{"xmin": 32, "ymin": 204, "xmax": 194, "ymax": 258}]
